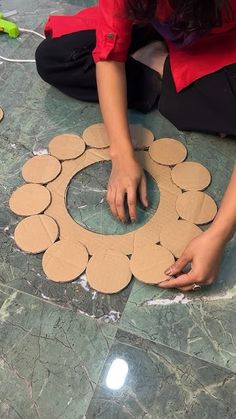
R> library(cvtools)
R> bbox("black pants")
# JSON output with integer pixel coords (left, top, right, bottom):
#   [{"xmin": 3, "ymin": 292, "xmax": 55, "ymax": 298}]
[{"xmin": 35, "ymin": 27, "xmax": 236, "ymax": 135}]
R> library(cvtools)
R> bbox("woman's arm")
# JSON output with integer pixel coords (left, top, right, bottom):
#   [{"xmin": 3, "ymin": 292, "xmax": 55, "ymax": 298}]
[
  {"xmin": 159, "ymin": 165, "xmax": 236, "ymax": 291},
  {"xmin": 96, "ymin": 61, "xmax": 148, "ymax": 222}
]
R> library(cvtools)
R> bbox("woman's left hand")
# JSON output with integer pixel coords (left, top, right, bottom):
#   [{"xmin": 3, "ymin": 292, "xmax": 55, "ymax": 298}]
[{"xmin": 159, "ymin": 229, "xmax": 226, "ymax": 292}]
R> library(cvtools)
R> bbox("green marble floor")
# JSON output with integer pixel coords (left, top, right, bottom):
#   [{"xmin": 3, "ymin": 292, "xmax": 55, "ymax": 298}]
[{"xmin": 0, "ymin": 1, "xmax": 236, "ymax": 418}]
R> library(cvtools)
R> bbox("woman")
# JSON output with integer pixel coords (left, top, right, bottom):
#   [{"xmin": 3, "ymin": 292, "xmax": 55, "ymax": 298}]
[{"xmin": 35, "ymin": 1, "xmax": 236, "ymax": 291}]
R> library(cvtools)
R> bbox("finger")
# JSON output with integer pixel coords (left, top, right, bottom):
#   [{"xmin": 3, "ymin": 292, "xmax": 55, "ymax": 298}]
[
  {"xmin": 127, "ymin": 187, "xmax": 137, "ymax": 222},
  {"xmin": 107, "ymin": 186, "xmax": 118, "ymax": 219},
  {"xmin": 158, "ymin": 271, "xmax": 197, "ymax": 289},
  {"xmin": 115, "ymin": 189, "xmax": 127, "ymax": 223},
  {"xmin": 164, "ymin": 254, "xmax": 190, "ymax": 276},
  {"xmin": 138, "ymin": 175, "xmax": 149, "ymax": 208}
]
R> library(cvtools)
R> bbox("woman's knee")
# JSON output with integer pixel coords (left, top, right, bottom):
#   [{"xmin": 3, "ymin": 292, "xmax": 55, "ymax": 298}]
[{"xmin": 35, "ymin": 38, "xmax": 55, "ymax": 82}]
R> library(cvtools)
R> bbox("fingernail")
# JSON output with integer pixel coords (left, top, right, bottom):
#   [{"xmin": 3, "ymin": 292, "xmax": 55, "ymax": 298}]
[
  {"xmin": 164, "ymin": 268, "xmax": 172, "ymax": 275},
  {"xmin": 131, "ymin": 218, "xmax": 136, "ymax": 224}
]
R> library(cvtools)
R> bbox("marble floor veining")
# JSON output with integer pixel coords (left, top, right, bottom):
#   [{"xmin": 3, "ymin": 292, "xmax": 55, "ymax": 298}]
[{"xmin": 0, "ymin": 1, "xmax": 236, "ymax": 418}]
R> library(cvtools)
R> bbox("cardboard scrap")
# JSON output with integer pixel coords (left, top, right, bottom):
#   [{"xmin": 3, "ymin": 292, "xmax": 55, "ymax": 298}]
[
  {"xmin": 22, "ymin": 155, "xmax": 61, "ymax": 184},
  {"xmin": 9, "ymin": 183, "xmax": 51, "ymax": 216},
  {"xmin": 48, "ymin": 133, "xmax": 85, "ymax": 160},
  {"xmin": 42, "ymin": 239, "xmax": 88, "ymax": 282},
  {"xmin": 86, "ymin": 249, "xmax": 132, "ymax": 293},
  {"xmin": 149, "ymin": 138, "xmax": 187, "ymax": 166},
  {"xmin": 171, "ymin": 162, "xmax": 211, "ymax": 191},
  {"xmin": 160, "ymin": 219, "xmax": 202, "ymax": 258},
  {"xmin": 0, "ymin": 107, "xmax": 4, "ymax": 122},
  {"xmin": 130, "ymin": 244, "xmax": 174, "ymax": 284},
  {"xmin": 82, "ymin": 123, "xmax": 110, "ymax": 148},
  {"xmin": 176, "ymin": 191, "xmax": 217, "ymax": 225},
  {"xmin": 14, "ymin": 214, "xmax": 59, "ymax": 254}
]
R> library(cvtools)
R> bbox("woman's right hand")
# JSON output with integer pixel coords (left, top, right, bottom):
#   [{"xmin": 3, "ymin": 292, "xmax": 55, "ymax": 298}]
[{"xmin": 106, "ymin": 154, "xmax": 149, "ymax": 223}]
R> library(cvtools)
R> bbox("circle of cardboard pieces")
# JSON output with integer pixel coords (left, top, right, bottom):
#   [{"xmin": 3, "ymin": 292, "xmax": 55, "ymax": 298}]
[
  {"xmin": 176, "ymin": 191, "xmax": 217, "ymax": 225},
  {"xmin": 149, "ymin": 138, "xmax": 187, "ymax": 166},
  {"xmin": 160, "ymin": 220, "xmax": 202, "ymax": 258},
  {"xmin": 22, "ymin": 155, "xmax": 61, "ymax": 184},
  {"xmin": 0, "ymin": 107, "xmax": 4, "ymax": 122},
  {"xmin": 131, "ymin": 244, "xmax": 174, "ymax": 284},
  {"xmin": 49, "ymin": 133, "xmax": 85, "ymax": 160},
  {"xmin": 86, "ymin": 250, "xmax": 132, "ymax": 293},
  {"xmin": 10, "ymin": 123, "xmax": 217, "ymax": 293},
  {"xmin": 171, "ymin": 162, "xmax": 211, "ymax": 191},
  {"xmin": 14, "ymin": 214, "xmax": 59, "ymax": 254},
  {"xmin": 9, "ymin": 183, "xmax": 51, "ymax": 216},
  {"xmin": 42, "ymin": 239, "xmax": 88, "ymax": 282}
]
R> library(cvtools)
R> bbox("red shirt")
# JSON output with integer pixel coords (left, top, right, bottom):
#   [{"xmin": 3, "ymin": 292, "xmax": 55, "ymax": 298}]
[{"xmin": 45, "ymin": 0, "xmax": 236, "ymax": 92}]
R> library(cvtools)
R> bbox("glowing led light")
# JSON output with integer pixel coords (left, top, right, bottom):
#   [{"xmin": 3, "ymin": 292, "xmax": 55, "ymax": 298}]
[{"xmin": 105, "ymin": 358, "xmax": 129, "ymax": 390}]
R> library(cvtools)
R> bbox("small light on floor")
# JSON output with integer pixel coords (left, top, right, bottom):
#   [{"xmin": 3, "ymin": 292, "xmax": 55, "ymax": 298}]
[{"xmin": 105, "ymin": 358, "xmax": 129, "ymax": 390}]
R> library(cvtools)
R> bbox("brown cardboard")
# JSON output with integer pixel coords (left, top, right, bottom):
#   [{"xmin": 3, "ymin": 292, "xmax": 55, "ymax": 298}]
[
  {"xmin": 0, "ymin": 107, "xmax": 4, "ymax": 122},
  {"xmin": 176, "ymin": 191, "xmax": 217, "ymax": 225},
  {"xmin": 86, "ymin": 249, "xmax": 132, "ymax": 293},
  {"xmin": 22, "ymin": 155, "xmax": 61, "ymax": 184},
  {"xmin": 42, "ymin": 239, "xmax": 88, "ymax": 282},
  {"xmin": 130, "ymin": 244, "xmax": 174, "ymax": 284},
  {"xmin": 14, "ymin": 214, "xmax": 59, "ymax": 254},
  {"xmin": 130, "ymin": 124, "xmax": 154, "ymax": 149},
  {"xmin": 48, "ymin": 133, "xmax": 85, "ymax": 160},
  {"xmin": 149, "ymin": 138, "xmax": 187, "ymax": 166},
  {"xmin": 160, "ymin": 220, "xmax": 202, "ymax": 258},
  {"xmin": 82, "ymin": 123, "xmax": 110, "ymax": 148},
  {"xmin": 9, "ymin": 183, "xmax": 51, "ymax": 216},
  {"xmin": 45, "ymin": 149, "xmax": 181, "ymax": 256},
  {"xmin": 171, "ymin": 162, "xmax": 211, "ymax": 191}
]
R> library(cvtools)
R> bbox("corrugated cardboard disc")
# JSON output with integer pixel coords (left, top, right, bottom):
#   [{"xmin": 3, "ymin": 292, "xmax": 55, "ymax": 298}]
[
  {"xmin": 160, "ymin": 220, "xmax": 202, "ymax": 258},
  {"xmin": 130, "ymin": 124, "xmax": 154, "ymax": 149},
  {"xmin": 176, "ymin": 191, "xmax": 217, "ymax": 225},
  {"xmin": 149, "ymin": 138, "xmax": 187, "ymax": 166},
  {"xmin": 130, "ymin": 244, "xmax": 174, "ymax": 284},
  {"xmin": 82, "ymin": 123, "xmax": 110, "ymax": 148},
  {"xmin": 14, "ymin": 214, "xmax": 59, "ymax": 254},
  {"xmin": 171, "ymin": 162, "xmax": 211, "ymax": 191},
  {"xmin": 22, "ymin": 155, "xmax": 61, "ymax": 184},
  {"xmin": 48, "ymin": 133, "xmax": 85, "ymax": 160},
  {"xmin": 86, "ymin": 250, "xmax": 132, "ymax": 293},
  {"xmin": 9, "ymin": 183, "xmax": 51, "ymax": 216},
  {"xmin": 42, "ymin": 239, "xmax": 88, "ymax": 282},
  {"xmin": 0, "ymin": 107, "xmax": 4, "ymax": 122}
]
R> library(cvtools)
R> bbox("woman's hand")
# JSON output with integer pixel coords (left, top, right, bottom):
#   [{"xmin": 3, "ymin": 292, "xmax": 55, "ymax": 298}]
[
  {"xmin": 159, "ymin": 229, "xmax": 226, "ymax": 292},
  {"xmin": 107, "ymin": 154, "xmax": 148, "ymax": 223}
]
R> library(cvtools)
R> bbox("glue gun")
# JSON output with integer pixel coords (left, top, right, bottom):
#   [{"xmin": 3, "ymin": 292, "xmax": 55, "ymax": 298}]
[{"xmin": 0, "ymin": 12, "xmax": 20, "ymax": 38}]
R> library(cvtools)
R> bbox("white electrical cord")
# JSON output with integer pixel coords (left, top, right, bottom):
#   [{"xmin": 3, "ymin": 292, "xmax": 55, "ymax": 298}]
[{"xmin": 0, "ymin": 28, "xmax": 45, "ymax": 63}]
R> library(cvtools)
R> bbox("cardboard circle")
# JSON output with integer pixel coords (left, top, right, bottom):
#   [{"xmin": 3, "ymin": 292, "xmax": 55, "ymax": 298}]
[
  {"xmin": 0, "ymin": 107, "xmax": 4, "ymax": 122},
  {"xmin": 82, "ymin": 124, "xmax": 110, "ymax": 148},
  {"xmin": 171, "ymin": 162, "xmax": 211, "ymax": 191},
  {"xmin": 131, "ymin": 244, "xmax": 174, "ymax": 284},
  {"xmin": 48, "ymin": 133, "xmax": 85, "ymax": 160},
  {"xmin": 149, "ymin": 138, "xmax": 187, "ymax": 166},
  {"xmin": 176, "ymin": 191, "xmax": 217, "ymax": 225},
  {"xmin": 14, "ymin": 214, "xmax": 59, "ymax": 254},
  {"xmin": 86, "ymin": 250, "xmax": 132, "ymax": 293},
  {"xmin": 160, "ymin": 220, "xmax": 202, "ymax": 258},
  {"xmin": 22, "ymin": 155, "xmax": 61, "ymax": 184},
  {"xmin": 9, "ymin": 183, "xmax": 51, "ymax": 216},
  {"xmin": 130, "ymin": 124, "xmax": 154, "ymax": 149},
  {"xmin": 42, "ymin": 239, "xmax": 88, "ymax": 282}
]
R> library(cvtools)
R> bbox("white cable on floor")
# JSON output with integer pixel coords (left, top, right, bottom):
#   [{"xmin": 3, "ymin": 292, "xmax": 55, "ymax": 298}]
[{"xmin": 0, "ymin": 28, "xmax": 46, "ymax": 63}]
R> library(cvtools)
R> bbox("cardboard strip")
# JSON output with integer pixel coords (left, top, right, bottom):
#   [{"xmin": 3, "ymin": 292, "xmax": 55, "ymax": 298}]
[
  {"xmin": 0, "ymin": 107, "xmax": 4, "ymax": 122},
  {"xmin": 130, "ymin": 244, "xmax": 174, "ymax": 284},
  {"xmin": 42, "ymin": 239, "xmax": 88, "ymax": 282},
  {"xmin": 160, "ymin": 220, "xmax": 202, "ymax": 258},
  {"xmin": 22, "ymin": 155, "xmax": 61, "ymax": 184},
  {"xmin": 86, "ymin": 249, "xmax": 132, "ymax": 293},
  {"xmin": 149, "ymin": 138, "xmax": 187, "ymax": 166},
  {"xmin": 48, "ymin": 133, "xmax": 85, "ymax": 160},
  {"xmin": 171, "ymin": 162, "xmax": 211, "ymax": 191},
  {"xmin": 14, "ymin": 214, "xmax": 59, "ymax": 254},
  {"xmin": 176, "ymin": 191, "xmax": 217, "ymax": 224},
  {"xmin": 9, "ymin": 183, "xmax": 51, "ymax": 216}
]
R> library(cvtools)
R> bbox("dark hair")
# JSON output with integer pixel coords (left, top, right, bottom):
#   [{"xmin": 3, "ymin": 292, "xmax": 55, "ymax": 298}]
[{"xmin": 127, "ymin": 0, "xmax": 232, "ymax": 32}]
